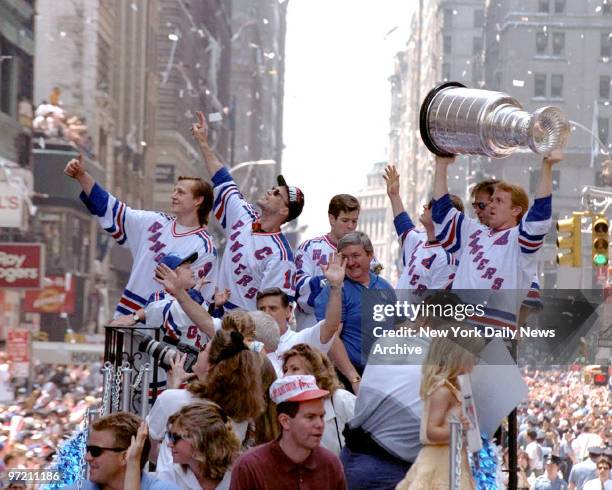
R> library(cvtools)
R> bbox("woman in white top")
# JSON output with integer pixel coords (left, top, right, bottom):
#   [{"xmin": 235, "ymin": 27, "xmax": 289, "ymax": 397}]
[
  {"xmin": 147, "ymin": 327, "xmax": 264, "ymax": 490},
  {"xmin": 166, "ymin": 401, "xmax": 239, "ymax": 490},
  {"xmin": 282, "ymin": 343, "xmax": 356, "ymax": 454}
]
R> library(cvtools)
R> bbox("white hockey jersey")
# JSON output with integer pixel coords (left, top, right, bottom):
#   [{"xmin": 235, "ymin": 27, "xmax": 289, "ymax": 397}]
[
  {"xmin": 432, "ymin": 193, "xmax": 552, "ymax": 329},
  {"xmin": 394, "ymin": 211, "xmax": 457, "ymax": 295},
  {"xmin": 211, "ymin": 168, "xmax": 296, "ymax": 311},
  {"xmin": 294, "ymin": 234, "xmax": 337, "ymax": 329},
  {"xmin": 80, "ymin": 183, "xmax": 218, "ymax": 318}
]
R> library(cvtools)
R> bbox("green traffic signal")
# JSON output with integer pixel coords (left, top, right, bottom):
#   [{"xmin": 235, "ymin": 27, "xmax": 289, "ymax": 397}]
[{"xmin": 593, "ymin": 253, "xmax": 608, "ymax": 267}]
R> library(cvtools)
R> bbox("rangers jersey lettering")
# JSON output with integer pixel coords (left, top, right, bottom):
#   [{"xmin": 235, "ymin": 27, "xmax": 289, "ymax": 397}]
[
  {"xmin": 394, "ymin": 211, "xmax": 457, "ymax": 296},
  {"xmin": 432, "ymin": 193, "xmax": 551, "ymax": 329},
  {"xmin": 80, "ymin": 183, "xmax": 218, "ymax": 317},
  {"xmin": 212, "ymin": 168, "xmax": 295, "ymax": 311},
  {"xmin": 294, "ymin": 234, "xmax": 337, "ymax": 329},
  {"xmin": 145, "ymin": 289, "xmax": 217, "ymax": 350}
]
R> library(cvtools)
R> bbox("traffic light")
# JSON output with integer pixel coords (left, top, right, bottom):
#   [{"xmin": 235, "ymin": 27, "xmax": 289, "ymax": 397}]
[
  {"xmin": 592, "ymin": 215, "xmax": 609, "ymax": 267},
  {"xmin": 556, "ymin": 213, "xmax": 582, "ymax": 267}
]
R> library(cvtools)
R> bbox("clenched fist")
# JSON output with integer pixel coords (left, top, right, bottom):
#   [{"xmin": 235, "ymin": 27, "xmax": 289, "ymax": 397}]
[{"xmin": 64, "ymin": 155, "xmax": 85, "ymax": 179}]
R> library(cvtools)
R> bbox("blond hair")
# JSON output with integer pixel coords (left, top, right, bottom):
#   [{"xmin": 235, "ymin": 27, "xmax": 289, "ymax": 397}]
[
  {"xmin": 221, "ymin": 310, "xmax": 256, "ymax": 342},
  {"xmin": 419, "ymin": 324, "xmax": 483, "ymax": 400},
  {"xmin": 168, "ymin": 401, "xmax": 239, "ymax": 480}
]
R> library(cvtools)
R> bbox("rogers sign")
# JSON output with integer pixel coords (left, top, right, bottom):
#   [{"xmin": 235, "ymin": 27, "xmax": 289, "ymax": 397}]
[{"xmin": 0, "ymin": 244, "xmax": 44, "ymax": 289}]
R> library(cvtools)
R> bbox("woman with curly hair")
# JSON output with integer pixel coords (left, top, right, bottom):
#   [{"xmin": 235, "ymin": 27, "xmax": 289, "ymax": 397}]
[
  {"xmin": 167, "ymin": 401, "xmax": 240, "ymax": 489},
  {"xmin": 282, "ymin": 343, "xmax": 355, "ymax": 454},
  {"xmin": 147, "ymin": 329, "xmax": 264, "ymax": 490}
]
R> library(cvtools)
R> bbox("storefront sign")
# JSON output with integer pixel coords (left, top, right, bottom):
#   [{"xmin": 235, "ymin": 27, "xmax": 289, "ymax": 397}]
[
  {"xmin": 0, "ymin": 243, "xmax": 44, "ymax": 289},
  {"xmin": 23, "ymin": 274, "xmax": 76, "ymax": 313}
]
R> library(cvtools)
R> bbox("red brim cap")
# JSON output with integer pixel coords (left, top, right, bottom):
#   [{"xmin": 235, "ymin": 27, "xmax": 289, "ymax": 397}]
[{"xmin": 285, "ymin": 388, "xmax": 329, "ymax": 403}]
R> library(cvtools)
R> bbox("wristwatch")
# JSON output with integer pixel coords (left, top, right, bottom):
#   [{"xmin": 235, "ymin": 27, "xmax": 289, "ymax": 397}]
[
  {"xmin": 132, "ymin": 313, "xmax": 140, "ymax": 323},
  {"xmin": 350, "ymin": 375, "xmax": 361, "ymax": 384}
]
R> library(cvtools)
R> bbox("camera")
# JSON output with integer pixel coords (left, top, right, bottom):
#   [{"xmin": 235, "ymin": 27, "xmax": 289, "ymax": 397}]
[{"xmin": 135, "ymin": 332, "xmax": 200, "ymax": 372}]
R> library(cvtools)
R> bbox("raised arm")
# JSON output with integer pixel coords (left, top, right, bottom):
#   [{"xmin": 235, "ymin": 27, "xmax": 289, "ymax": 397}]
[
  {"xmin": 318, "ymin": 253, "xmax": 346, "ymax": 344},
  {"xmin": 535, "ymin": 149, "xmax": 564, "ymax": 199},
  {"xmin": 432, "ymin": 155, "xmax": 456, "ymax": 200},
  {"xmin": 383, "ymin": 165, "xmax": 406, "ymax": 218},
  {"xmin": 192, "ymin": 111, "xmax": 224, "ymax": 177},
  {"xmin": 64, "ymin": 154, "xmax": 95, "ymax": 196},
  {"xmin": 154, "ymin": 264, "xmax": 217, "ymax": 339}
]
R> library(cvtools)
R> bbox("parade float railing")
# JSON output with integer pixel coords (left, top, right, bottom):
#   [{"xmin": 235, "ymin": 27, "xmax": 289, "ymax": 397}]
[{"xmin": 102, "ymin": 325, "xmax": 163, "ymax": 418}]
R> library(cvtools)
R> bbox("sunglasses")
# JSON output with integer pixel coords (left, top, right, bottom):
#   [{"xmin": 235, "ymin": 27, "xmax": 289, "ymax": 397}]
[
  {"xmin": 271, "ymin": 188, "xmax": 289, "ymax": 206},
  {"xmin": 598, "ymin": 466, "xmax": 610, "ymax": 470},
  {"xmin": 86, "ymin": 445, "xmax": 127, "ymax": 457},
  {"xmin": 166, "ymin": 431, "xmax": 187, "ymax": 444},
  {"xmin": 472, "ymin": 201, "xmax": 488, "ymax": 210}
]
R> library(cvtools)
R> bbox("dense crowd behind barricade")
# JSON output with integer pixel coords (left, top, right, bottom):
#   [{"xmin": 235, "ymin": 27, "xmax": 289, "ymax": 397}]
[
  {"xmin": 0, "ymin": 362, "xmax": 102, "ymax": 488},
  {"xmin": 508, "ymin": 368, "xmax": 612, "ymax": 488}
]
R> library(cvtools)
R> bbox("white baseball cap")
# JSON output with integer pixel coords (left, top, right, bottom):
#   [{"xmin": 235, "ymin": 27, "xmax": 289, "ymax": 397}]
[{"xmin": 269, "ymin": 375, "xmax": 329, "ymax": 404}]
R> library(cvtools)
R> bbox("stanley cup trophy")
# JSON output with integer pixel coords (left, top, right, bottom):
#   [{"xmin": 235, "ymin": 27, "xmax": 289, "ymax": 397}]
[{"xmin": 419, "ymin": 81, "xmax": 570, "ymax": 158}]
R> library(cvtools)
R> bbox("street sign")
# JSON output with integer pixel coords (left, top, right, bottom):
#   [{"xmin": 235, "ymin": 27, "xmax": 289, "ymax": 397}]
[{"xmin": 0, "ymin": 182, "xmax": 25, "ymax": 228}]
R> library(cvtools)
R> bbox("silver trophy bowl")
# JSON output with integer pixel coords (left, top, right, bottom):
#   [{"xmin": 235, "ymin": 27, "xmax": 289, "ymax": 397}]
[{"xmin": 419, "ymin": 82, "xmax": 570, "ymax": 158}]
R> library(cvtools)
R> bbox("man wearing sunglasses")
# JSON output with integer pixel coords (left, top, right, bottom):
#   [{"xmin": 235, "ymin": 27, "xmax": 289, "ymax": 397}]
[
  {"xmin": 63, "ymin": 412, "xmax": 178, "ymax": 490},
  {"xmin": 192, "ymin": 111, "xmax": 304, "ymax": 311},
  {"xmin": 583, "ymin": 457, "xmax": 612, "ymax": 490}
]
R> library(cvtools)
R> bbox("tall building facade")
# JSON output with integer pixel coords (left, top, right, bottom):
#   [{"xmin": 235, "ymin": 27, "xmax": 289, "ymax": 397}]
[
  {"xmin": 0, "ymin": 0, "xmax": 35, "ymax": 341},
  {"xmin": 154, "ymin": 0, "xmax": 232, "ymax": 212},
  {"xmin": 355, "ymin": 161, "xmax": 398, "ymax": 282},
  {"xmin": 387, "ymin": 0, "xmax": 486, "ymax": 278},
  {"xmin": 484, "ymin": 0, "xmax": 611, "ymax": 288}
]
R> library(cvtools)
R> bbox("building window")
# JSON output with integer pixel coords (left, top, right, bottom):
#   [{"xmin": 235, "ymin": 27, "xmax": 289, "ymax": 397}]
[
  {"xmin": 538, "ymin": 0, "xmax": 550, "ymax": 13},
  {"xmin": 551, "ymin": 74, "xmax": 563, "ymax": 97},
  {"xmin": 442, "ymin": 62, "xmax": 451, "ymax": 80},
  {"xmin": 601, "ymin": 33, "xmax": 612, "ymax": 58},
  {"xmin": 554, "ymin": 0, "xmax": 565, "ymax": 13},
  {"xmin": 552, "ymin": 32, "xmax": 565, "ymax": 55},
  {"xmin": 474, "ymin": 9, "xmax": 484, "ymax": 28},
  {"xmin": 444, "ymin": 8, "xmax": 453, "ymax": 29},
  {"xmin": 600, "ymin": 76, "xmax": 611, "ymax": 99},
  {"xmin": 444, "ymin": 35, "xmax": 452, "ymax": 55},
  {"xmin": 473, "ymin": 37, "xmax": 483, "ymax": 55},
  {"xmin": 534, "ymin": 74, "xmax": 547, "ymax": 97},
  {"xmin": 599, "ymin": 117, "xmax": 610, "ymax": 146},
  {"xmin": 536, "ymin": 32, "xmax": 548, "ymax": 54}
]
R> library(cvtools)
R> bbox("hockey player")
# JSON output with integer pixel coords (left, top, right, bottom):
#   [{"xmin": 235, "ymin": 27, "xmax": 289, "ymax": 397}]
[
  {"xmin": 192, "ymin": 111, "xmax": 304, "ymax": 311},
  {"xmin": 294, "ymin": 194, "xmax": 360, "ymax": 329},
  {"xmin": 64, "ymin": 155, "xmax": 218, "ymax": 318},
  {"xmin": 383, "ymin": 164, "xmax": 461, "ymax": 295},
  {"xmin": 431, "ymin": 149, "xmax": 563, "ymax": 329}
]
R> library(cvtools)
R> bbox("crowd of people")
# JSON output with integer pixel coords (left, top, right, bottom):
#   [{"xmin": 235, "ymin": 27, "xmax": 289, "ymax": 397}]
[{"xmin": 0, "ymin": 110, "xmax": 608, "ymax": 489}]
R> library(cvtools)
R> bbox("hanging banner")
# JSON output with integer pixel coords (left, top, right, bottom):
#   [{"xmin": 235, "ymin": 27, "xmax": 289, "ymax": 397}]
[
  {"xmin": 0, "ymin": 243, "xmax": 44, "ymax": 289},
  {"xmin": 23, "ymin": 274, "xmax": 76, "ymax": 313},
  {"xmin": 7, "ymin": 329, "xmax": 30, "ymax": 378}
]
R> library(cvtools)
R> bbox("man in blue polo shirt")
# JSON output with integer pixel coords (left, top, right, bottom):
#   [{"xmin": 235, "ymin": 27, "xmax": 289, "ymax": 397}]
[{"xmin": 315, "ymin": 231, "xmax": 395, "ymax": 394}]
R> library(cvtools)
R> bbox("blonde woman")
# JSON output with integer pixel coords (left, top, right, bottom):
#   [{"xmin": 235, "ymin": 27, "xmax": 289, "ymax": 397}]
[
  {"xmin": 282, "ymin": 343, "xmax": 355, "ymax": 454},
  {"xmin": 396, "ymin": 334, "xmax": 479, "ymax": 490}
]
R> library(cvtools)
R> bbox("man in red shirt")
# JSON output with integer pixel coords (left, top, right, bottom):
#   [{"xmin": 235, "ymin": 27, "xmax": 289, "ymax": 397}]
[{"xmin": 230, "ymin": 375, "xmax": 347, "ymax": 490}]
